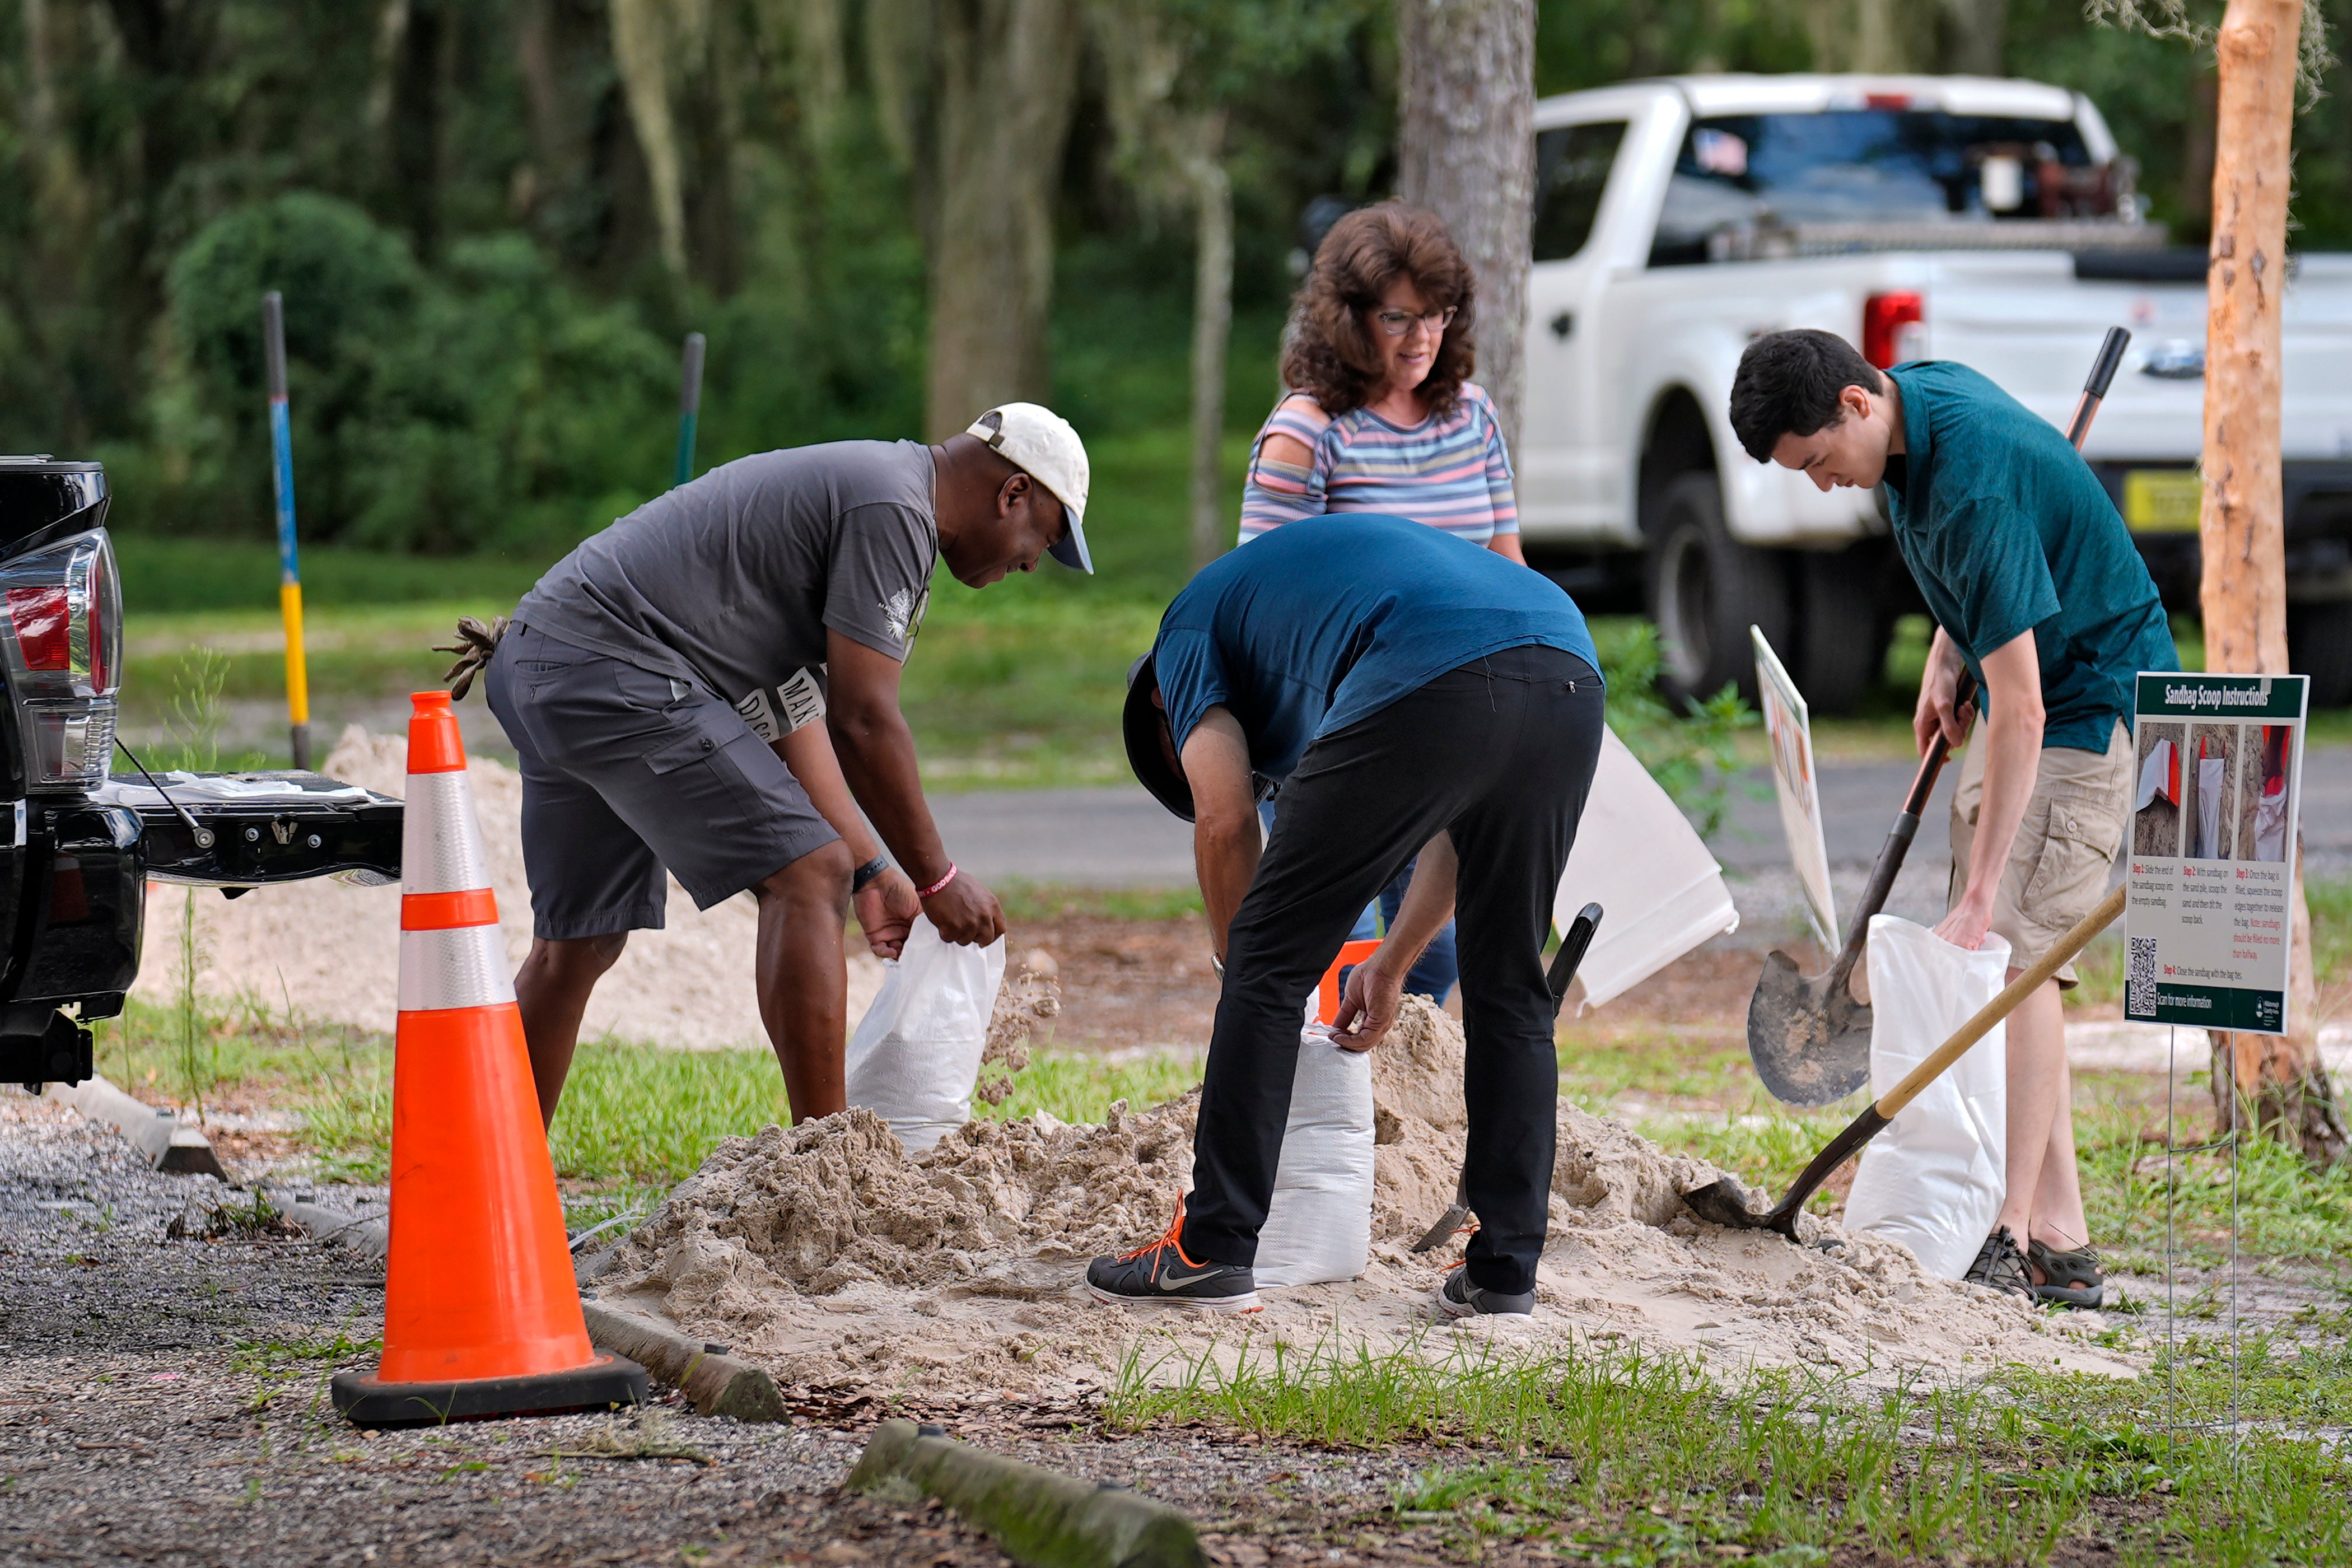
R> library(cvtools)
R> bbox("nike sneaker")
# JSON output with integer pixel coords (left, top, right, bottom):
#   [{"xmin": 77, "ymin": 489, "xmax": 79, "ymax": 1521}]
[
  {"xmin": 1086, "ymin": 1196, "xmax": 1259, "ymax": 1313},
  {"xmin": 1434, "ymin": 1264, "xmax": 1534, "ymax": 1319}
]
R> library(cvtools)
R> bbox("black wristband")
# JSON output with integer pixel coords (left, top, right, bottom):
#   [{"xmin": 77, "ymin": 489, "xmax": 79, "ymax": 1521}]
[{"xmin": 851, "ymin": 855, "xmax": 891, "ymax": 894}]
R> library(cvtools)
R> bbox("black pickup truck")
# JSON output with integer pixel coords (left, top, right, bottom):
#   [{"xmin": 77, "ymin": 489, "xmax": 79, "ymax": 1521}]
[{"xmin": 1, "ymin": 458, "xmax": 403, "ymax": 1089}]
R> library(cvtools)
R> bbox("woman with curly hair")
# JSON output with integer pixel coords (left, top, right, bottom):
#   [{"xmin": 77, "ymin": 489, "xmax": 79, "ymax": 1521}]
[
  {"xmin": 1240, "ymin": 203, "xmax": 1537, "ymax": 1006},
  {"xmin": 1242, "ymin": 200, "xmax": 1523, "ymax": 562}
]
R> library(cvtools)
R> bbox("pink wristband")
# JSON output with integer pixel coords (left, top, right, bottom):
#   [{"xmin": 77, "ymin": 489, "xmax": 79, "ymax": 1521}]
[{"xmin": 916, "ymin": 862, "xmax": 959, "ymax": 899}]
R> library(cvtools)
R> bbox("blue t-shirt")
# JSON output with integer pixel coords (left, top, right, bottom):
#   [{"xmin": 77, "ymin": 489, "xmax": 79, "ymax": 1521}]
[
  {"xmin": 1883, "ymin": 361, "xmax": 2177, "ymax": 753},
  {"xmin": 1151, "ymin": 514, "xmax": 1600, "ymax": 781}
]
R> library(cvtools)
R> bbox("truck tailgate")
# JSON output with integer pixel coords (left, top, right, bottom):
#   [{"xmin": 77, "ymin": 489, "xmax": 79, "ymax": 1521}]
[{"xmin": 94, "ymin": 771, "xmax": 402, "ymax": 888}]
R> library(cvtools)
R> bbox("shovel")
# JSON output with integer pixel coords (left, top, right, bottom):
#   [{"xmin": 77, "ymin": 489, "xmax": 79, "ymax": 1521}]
[
  {"xmin": 1688, "ymin": 883, "xmax": 2124, "ymax": 1240},
  {"xmin": 1408, "ymin": 902, "xmax": 1603, "ymax": 1253},
  {"xmin": 1746, "ymin": 675, "xmax": 1973, "ymax": 1107},
  {"xmin": 1743, "ymin": 324, "xmax": 2133, "ymax": 1108}
]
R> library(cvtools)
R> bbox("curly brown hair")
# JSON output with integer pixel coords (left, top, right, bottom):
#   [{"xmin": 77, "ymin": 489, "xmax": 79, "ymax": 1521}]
[{"xmin": 1279, "ymin": 201, "xmax": 1477, "ymax": 419}]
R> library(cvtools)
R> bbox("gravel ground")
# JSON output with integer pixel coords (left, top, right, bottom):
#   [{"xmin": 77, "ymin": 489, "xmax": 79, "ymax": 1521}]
[
  {"xmin": 6, "ymin": 1090, "xmax": 2330, "ymax": 1568},
  {"xmin": 0, "ymin": 1095, "xmax": 1492, "ymax": 1568}
]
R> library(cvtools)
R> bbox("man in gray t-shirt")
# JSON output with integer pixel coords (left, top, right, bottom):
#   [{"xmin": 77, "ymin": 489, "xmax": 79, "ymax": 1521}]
[{"xmin": 483, "ymin": 403, "xmax": 1093, "ymax": 1128}]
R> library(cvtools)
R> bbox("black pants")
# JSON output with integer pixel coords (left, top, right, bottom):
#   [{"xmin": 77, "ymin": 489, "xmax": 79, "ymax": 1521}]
[{"xmin": 1180, "ymin": 645, "xmax": 1606, "ymax": 1295}]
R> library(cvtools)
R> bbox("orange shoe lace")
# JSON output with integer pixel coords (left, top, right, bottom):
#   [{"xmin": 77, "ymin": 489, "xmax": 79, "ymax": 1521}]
[{"xmin": 1116, "ymin": 1193, "xmax": 1207, "ymax": 1268}]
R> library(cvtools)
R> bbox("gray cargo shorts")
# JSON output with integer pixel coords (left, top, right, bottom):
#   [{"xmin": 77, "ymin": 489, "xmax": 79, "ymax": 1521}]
[{"xmin": 484, "ymin": 623, "xmax": 839, "ymax": 940}]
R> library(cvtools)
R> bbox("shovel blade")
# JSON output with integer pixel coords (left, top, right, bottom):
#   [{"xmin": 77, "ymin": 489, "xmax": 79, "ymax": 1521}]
[
  {"xmin": 1679, "ymin": 1173, "xmax": 1774, "ymax": 1230},
  {"xmin": 1744, "ymin": 948, "xmax": 1872, "ymax": 1108},
  {"xmin": 1410, "ymin": 1179, "xmax": 1472, "ymax": 1254}
]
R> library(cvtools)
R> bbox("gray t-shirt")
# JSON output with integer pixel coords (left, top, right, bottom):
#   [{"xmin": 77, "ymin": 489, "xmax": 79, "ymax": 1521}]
[{"xmin": 516, "ymin": 441, "xmax": 937, "ymax": 736}]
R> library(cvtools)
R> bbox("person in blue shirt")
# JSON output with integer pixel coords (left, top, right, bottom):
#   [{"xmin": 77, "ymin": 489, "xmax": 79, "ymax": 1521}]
[
  {"xmin": 1085, "ymin": 515, "xmax": 1604, "ymax": 1318},
  {"xmin": 1730, "ymin": 330, "xmax": 2177, "ymax": 1311}
]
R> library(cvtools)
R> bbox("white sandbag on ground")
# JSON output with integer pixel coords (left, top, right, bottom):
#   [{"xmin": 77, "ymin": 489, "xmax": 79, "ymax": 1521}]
[
  {"xmin": 1249, "ymin": 1025, "xmax": 1375, "ymax": 1288},
  {"xmin": 1552, "ymin": 725, "xmax": 1739, "ymax": 1011},
  {"xmin": 1843, "ymin": 915, "xmax": 2009, "ymax": 1280},
  {"xmin": 845, "ymin": 917, "xmax": 1007, "ymax": 1154}
]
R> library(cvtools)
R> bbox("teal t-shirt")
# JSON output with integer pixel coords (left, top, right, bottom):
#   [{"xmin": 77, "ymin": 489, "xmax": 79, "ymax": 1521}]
[{"xmin": 1882, "ymin": 361, "xmax": 2176, "ymax": 752}]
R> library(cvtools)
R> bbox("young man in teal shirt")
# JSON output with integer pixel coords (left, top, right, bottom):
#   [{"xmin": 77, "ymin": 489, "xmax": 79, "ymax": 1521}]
[{"xmin": 1730, "ymin": 329, "xmax": 2176, "ymax": 1308}]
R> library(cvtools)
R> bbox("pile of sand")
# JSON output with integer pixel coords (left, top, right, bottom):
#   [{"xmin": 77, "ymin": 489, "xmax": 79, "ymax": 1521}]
[
  {"xmin": 592, "ymin": 1000, "xmax": 2137, "ymax": 1399},
  {"xmin": 134, "ymin": 726, "xmax": 884, "ymax": 1047}
]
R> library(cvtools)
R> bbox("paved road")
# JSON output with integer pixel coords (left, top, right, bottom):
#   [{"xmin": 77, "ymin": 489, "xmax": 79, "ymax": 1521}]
[{"xmin": 932, "ymin": 746, "xmax": 2352, "ymax": 889}]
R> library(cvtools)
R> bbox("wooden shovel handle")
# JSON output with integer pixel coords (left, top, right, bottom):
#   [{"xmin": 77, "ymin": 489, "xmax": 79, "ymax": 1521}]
[
  {"xmin": 1875, "ymin": 883, "xmax": 2126, "ymax": 1120},
  {"xmin": 1822, "ymin": 669, "xmax": 1980, "ymax": 991}
]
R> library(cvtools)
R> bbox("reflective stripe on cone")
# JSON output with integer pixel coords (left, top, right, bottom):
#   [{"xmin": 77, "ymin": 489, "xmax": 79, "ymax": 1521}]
[
  {"xmin": 401, "ymin": 770, "xmax": 495, "ymax": 895},
  {"xmin": 397, "ymin": 925, "xmax": 517, "ymax": 1012}
]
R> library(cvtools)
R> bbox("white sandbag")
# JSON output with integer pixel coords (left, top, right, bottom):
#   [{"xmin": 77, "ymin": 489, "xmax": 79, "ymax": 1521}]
[
  {"xmin": 1254, "ymin": 1025, "xmax": 1375, "ymax": 1288},
  {"xmin": 1842, "ymin": 915, "xmax": 2009, "ymax": 1280},
  {"xmin": 1552, "ymin": 725, "xmax": 1740, "ymax": 1011},
  {"xmin": 844, "ymin": 916, "xmax": 1007, "ymax": 1154}
]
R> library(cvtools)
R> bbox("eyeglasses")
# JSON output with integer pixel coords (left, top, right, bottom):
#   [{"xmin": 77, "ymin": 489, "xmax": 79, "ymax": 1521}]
[{"xmin": 1370, "ymin": 306, "xmax": 1457, "ymax": 337}]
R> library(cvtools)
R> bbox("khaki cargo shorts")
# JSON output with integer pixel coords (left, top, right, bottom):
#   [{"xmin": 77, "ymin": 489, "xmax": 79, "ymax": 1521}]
[{"xmin": 1949, "ymin": 720, "xmax": 2130, "ymax": 986}]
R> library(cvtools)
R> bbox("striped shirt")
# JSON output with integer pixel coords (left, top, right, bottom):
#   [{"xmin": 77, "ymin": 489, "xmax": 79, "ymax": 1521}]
[{"xmin": 1239, "ymin": 384, "xmax": 1518, "ymax": 546}]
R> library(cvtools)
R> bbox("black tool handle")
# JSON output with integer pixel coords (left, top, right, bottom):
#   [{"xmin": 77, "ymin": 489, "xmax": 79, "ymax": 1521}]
[
  {"xmin": 1546, "ymin": 902, "xmax": 1603, "ymax": 1018},
  {"xmin": 2064, "ymin": 326, "xmax": 2131, "ymax": 449},
  {"xmin": 1765, "ymin": 1102, "xmax": 1893, "ymax": 1239}
]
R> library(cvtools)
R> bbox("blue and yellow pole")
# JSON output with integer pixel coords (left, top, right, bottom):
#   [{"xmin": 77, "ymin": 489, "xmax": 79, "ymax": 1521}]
[
  {"xmin": 262, "ymin": 291, "xmax": 311, "ymax": 771},
  {"xmin": 674, "ymin": 332, "xmax": 706, "ymax": 488}
]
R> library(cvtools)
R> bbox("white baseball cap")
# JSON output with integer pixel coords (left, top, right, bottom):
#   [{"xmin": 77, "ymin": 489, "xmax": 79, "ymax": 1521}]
[{"xmin": 966, "ymin": 403, "xmax": 1092, "ymax": 573}]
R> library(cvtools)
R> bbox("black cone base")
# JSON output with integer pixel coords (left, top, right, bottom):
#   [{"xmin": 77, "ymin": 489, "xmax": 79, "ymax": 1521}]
[{"xmin": 332, "ymin": 1350, "xmax": 647, "ymax": 1428}]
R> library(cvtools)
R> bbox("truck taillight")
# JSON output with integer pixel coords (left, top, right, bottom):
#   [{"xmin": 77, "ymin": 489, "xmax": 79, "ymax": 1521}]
[
  {"xmin": 1863, "ymin": 292, "xmax": 1925, "ymax": 368},
  {"xmin": 7, "ymin": 588, "xmax": 69, "ymax": 670},
  {"xmin": 0, "ymin": 530, "xmax": 120, "ymax": 790}
]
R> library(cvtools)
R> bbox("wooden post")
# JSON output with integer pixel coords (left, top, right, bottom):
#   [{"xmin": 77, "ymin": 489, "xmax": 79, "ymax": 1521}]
[
  {"xmin": 1394, "ymin": 0, "xmax": 1536, "ymax": 455},
  {"xmin": 2200, "ymin": 0, "xmax": 2346, "ymax": 1160}
]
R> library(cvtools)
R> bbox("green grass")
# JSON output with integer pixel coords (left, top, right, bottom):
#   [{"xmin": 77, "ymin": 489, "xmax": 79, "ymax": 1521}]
[
  {"xmin": 115, "ymin": 537, "xmax": 552, "ymax": 615},
  {"xmin": 974, "ymin": 1049, "xmax": 1202, "ymax": 1126},
  {"xmin": 1109, "ymin": 1330, "xmax": 2352, "ymax": 1565}
]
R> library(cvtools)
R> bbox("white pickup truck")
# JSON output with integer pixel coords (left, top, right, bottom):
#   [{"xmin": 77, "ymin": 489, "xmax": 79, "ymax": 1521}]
[{"xmin": 1516, "ymin": 72, "xmax": 2352, "ymax": 711}]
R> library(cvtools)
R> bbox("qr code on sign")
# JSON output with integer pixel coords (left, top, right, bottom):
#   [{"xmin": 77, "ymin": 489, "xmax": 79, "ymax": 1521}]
[{"xmin": 2127, "ymin": 936, "xmax": 2158, "ymax": 1018}]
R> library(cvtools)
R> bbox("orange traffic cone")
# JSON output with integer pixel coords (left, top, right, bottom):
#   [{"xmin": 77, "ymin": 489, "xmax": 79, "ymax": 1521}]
[{"xmin": 332, "ymin": 692, "xmax": 645, "ymax": 1426}]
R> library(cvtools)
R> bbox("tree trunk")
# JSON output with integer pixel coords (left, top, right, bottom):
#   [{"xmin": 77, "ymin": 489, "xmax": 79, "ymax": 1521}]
[
  {"xmin": 1187, "ymin": 120, "xmax": 1233, "ymax": 571},
  {"xmin": 1394, "ymin": 0, "xmax": 1535, "ymax": 456},
  {"xmin": 1936, "ymin": 0, "xmax": 2006, "ymax": 77},
  {"xmin": 1802, "ymin": 0, "xmax": 1922, "ymax": 74},
  {"xmin": 2199, "ymin": 0, "xmax": 2347, "ymax": 1163},
  {"xmin": 385, "ymin": 0, "xmax": 447, "ymax": 259},
  {"xmin": 923, "ymin": 0, "xmax": 1081, "ymax": 439},
  {"xmin": 609, "ymin": 0, "xmax": 697, "ymax": 279}
]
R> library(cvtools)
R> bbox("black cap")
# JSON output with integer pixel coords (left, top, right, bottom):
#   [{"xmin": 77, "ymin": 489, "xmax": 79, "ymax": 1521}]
[{"xmin": 1123, "ymin": 652, "xmax": 1195, "ymax": 822}]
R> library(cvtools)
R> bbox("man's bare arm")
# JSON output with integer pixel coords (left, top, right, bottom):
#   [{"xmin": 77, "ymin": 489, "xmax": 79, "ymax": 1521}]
[
  {"xmin": 775, "ymin": 722, "xmax": 918, "ymax": 958},
  {"xmin": 825, "ymin": 629, "xmax": 1004, "ymax": 945},
  {"xmin": 1182, "ymin": 706, "xmax": 1259, "ymax": 958},
  {"xmin": 1934, "ymin": 629, "xmax": 2042, "ymax": 953}
]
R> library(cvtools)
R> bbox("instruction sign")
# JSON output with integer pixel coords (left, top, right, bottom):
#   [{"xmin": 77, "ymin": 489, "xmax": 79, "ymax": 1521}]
[
  {"xmin": 1752, "ymin": 627, "xmax": 1837, "ymax": 952},
  {"xmin": 2125, "ymin": 673, "xmax": 2308, "ymax": 1034}
]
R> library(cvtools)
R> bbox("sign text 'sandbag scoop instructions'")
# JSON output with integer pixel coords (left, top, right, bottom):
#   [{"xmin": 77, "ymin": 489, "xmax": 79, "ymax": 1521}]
[{"xmin": 2126, "ymin": 673, "xmax": 2308, "ymax": 1034}]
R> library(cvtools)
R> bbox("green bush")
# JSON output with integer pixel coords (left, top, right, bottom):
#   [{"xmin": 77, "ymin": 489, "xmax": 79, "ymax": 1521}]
[{"xmin": 150, "ymin": 195, "xmax": 675, "ymax": 556}]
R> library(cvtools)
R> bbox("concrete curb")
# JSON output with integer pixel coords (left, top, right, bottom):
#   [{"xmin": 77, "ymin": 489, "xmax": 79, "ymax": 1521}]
[
  {"xmin": 43, "ymin": 1075, "xmax": 225, "ymax": 1177},
  {"xmin": 257, "ymin": 1187, "xmax": 783, "ymax": 1424},
  {"xmin": 579, "ymin": 1300, "xmax": 787, "ymax": 1424},
  {"xmin": 259, "ymin": 1187, "xmax": 389, "ymax": 1260},
  {"xmin": 850, "ymin": 1418, "xmax": 1203, "ymax": 1568}
]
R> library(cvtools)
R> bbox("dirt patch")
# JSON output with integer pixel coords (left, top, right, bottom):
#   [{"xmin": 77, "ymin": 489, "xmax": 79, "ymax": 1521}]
[
  {"xmin": 596, "ymin": 1000, "xmax": 2136, "ymax": 1399},
  {"xmin": 1015, "ymin": 913, "xmax": 1221, "ymax": 1054},
  {"xmin": 136, "ymin": 726, "xmax": 884, "ymax": 1048}
]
